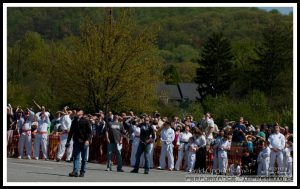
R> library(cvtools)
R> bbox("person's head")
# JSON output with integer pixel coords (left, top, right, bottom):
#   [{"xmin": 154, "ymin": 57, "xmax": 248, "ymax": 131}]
[
  {"xmin": 152, "ymin": 118, "xmax": 158, "ymax": 125},
  {"xmin": 173, "ymin": 116, "xmax": 179, "ymax": 122},
  {"xmin": 274, "ymin": 123, "xmax": 280, "ymax": 133},
  {"xmin": 219, "ymin": 129, "xmax": 225, "ymax": 137},
  {"xmin": 163, "ymin": 121, "xmax": 171, "ymax": 128},
  {"xmin": 246, "ymin": 136, "xmax": 252, "ymax": 142},
  {"xmin": 113, "ymin": 114, "xmax": 119, "ymax": 122},
  {"xmin": 284, "ymin": 125, "xmax": 289, "ymax": 134},
  {"xmin": 108, "ymin": 111, "xmax": 113, "ymax": 116},
  {"xmin": 162, "ymin": 117, "xmax": 167, "ymax": 122},
  {"xmin": 205, "ymin": 112, "xmax": 211, "ymax": 119},
  {"xmin": 17, "ymin": 109, "xmax": 23, "ymax": 117},
  {"xmin": 121, "ymin": 112, "xmax": 126, "ymax": 118},
  {"xmin": 144, "ymin": 116, "xmax": 150, "ymax": 124},
  {"xmin": 176, "ymin": 126, "xmax": 181, "ymax": 132},
  {"xmin": 129, "ymin": 111, "xmax": 134, "ymax": 117},
  {"xmin": 194, "ymin": 127, "xmax": 202, "ymax": 137},
  {"xmin": 228, "ymin": 134, "xmax": 233, "ymax": 141},
  {"xmin": 185, "ymin": 125, "xmax": 190, "ymax": 132},
  {"xmin": 239, "ymin": 117, "xmax": 244, "ymax": 124},
  {"xmin": 243, "ymin": 149, "xmax": 250, "ymax": 156},
  {"xmin": 77, "ymin": 110, "xmax": 84, "ymax": 118},
  {"xmin": 223, "ymin": 119, "xmax": 229, "ymax": 125},
  {"xmin": 24, "ymin": 109, "xmax": 30, "ymax": 118},
  {"xmin": 56, "ymin": 111, "xmax": 61, "ymax": 118}
]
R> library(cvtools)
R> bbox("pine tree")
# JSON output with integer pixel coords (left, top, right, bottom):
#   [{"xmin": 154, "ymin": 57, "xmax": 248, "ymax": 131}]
[{"xmin": 195, "ymin": 32, "xmax": 233, "ymax": 100}]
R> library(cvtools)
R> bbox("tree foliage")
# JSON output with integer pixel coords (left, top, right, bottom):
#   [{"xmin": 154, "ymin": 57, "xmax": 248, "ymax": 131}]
[{"xmin": 195, "ymin": 32, "xmax": 233, "ymax": 99}]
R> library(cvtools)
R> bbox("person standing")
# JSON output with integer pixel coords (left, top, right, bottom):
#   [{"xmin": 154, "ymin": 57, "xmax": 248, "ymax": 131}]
[
  {"xmin": 17, "ymin": 108, "xmax": 35, "ymax": 160},
  {"xmin": 218, "ymin": 134, "xmax": 231, "ymax": 175},
  {"xmin": 105, "ymin": 114, "xmax": 125, "ymax": 172},
  {"xmin": 194, "ymin": 128, "xmax": 207, "ymax": 173},
  {"xmin": 66, "ymin": 109, "xmax": 91, "ymax": 177},
  {"xmin": 268, "ymin": 124, "xmax": 286, "ymax": 175},
  {"xmin": 212, "ymin": 129, "xmax": 224, "ymax": 174},
  {"xmin": 257, "ymin": 140, "xmax": 271, "ymax": 176},
  {"xmin": 56, "ymin": 107, "xmax": 73, "ymax": 162},
  {"xmin": 158, "ymin": 121, "xmax": 175, "ymax": 171},
  {"xmin": 175, "ymin": 125, "xmax": 192, "ymax": 171},
  {"xmin": 130, "ymin": 116, "xmax": 156, "ymax": 174},
  {"xmin": 34, "ymin": 110, "xmax": 50, "ymax": 160}
]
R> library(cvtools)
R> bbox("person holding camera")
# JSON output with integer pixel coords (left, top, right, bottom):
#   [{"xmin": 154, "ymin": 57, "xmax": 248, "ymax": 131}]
[
  {"xmin": 105, "ymin": 114, "xmax": 125, "ymax": 172},
  {"xmin": 130, "ymin": 116, "xmax": 156, "ymax": 174},
  {"xmin": 17, "ymin": 108, "xmax": 35, "ymax": 159},
  {"xmin": 34, "ymin": 110, "xmax": 50, "ymax": 160},
  {"xmin": 56, "ymin": 107, "xmax": 73, "ymax": 162},
  {"xmin": 66, "ymin": 109, "xmax": 91, "ymax": 177}
]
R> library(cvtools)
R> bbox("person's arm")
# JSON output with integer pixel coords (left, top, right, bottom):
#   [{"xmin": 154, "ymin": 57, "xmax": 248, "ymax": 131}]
[
  {"xmin": 105, "ymin": 124, "xmax": 110, "ymax": 143},
  {"xmin": 28, "ymin": 108, "xmax": 35, "ymax": 121},
  {"xmin": 85, "ymin": 120, "xmax": 92, "ymax": 145},
  {"xmin": 67, "ymin": 121, "xmax": 75, "ymax": 144},
  {"xmin": 32, "ymin": 100, "xmax": 42, "ymax": 110}
]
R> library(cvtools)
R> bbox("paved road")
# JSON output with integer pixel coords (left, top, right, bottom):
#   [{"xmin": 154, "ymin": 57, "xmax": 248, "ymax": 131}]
[
  {"xmin": 6, "ymin": 158, "xmax": 294, "ymax": 183},
  {"xmin": 7, "ymin": 158, "xmax": 188, "ymax": 182}
]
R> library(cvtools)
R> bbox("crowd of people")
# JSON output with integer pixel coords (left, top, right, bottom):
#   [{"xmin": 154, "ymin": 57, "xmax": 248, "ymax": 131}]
[{"xmin": 7, "ymin": 101, "xmax": 293, "ymax": 177}]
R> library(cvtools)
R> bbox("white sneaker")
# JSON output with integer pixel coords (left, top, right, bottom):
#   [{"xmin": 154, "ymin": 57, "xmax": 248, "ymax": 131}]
[
  {"xmin": 169, "ymin": 168, "xmax": 173, "ymax": 171},
  {"xmin": 157, "ymin": 166, "xmax": 162, "ymax": 170},
  {"xmin": 34, "ymin": 157, "xmax": 39, "ymax": 160},
  {"xmin": 27, "ymin": 156, "xmax": 31, "ymax": 160},
  {"xmin": 17, "ymin": 156, "xmax": 22, "ymax": 159}
]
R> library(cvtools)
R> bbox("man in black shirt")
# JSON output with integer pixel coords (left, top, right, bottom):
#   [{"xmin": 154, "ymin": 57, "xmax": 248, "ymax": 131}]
[
  {"xmin": 66, "ymin": 109, "xmax": 91, "ymax": 177},
  {"xmin": 105, "ymin": 114, "xmax": 125, "ymax": 172},
  {"xmin": 130, "ymin": 116, "xmax": 156, "ymax": 174}
]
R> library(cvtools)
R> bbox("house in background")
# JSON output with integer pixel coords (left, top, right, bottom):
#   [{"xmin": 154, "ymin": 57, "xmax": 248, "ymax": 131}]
[{"xmin": 156, "ymin": 82, "xmax": 200, "ymax": 105}]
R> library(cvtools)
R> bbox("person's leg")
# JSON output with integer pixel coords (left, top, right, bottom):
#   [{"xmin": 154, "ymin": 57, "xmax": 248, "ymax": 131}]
[
  {"xmin": 57, "ymin": 134, "xmax": 67, "ymax": 160},
  {"xmin": 41, "ymin": 134, "xmax": 48, "ymax": 159},
  {"xmin": 212, "ymin": 151, "xmax": 218, "ymax": 174},
  {"xmin": 159, "ymin": 144, "xmax": 167, "ymax": 169},
  {"xmin": 194, "ymin": 149, "xmax": 201, "ymax": 170},
  {"xmin": 80, "ymin": 143, "xmax": 88, "ymax": 175},
  {"xmin": 25, "ymin": 134, "xmax": 32, "ymax": 159},
  {"xmin": 72, "ymin": 143, "xmax": 81, "ymax": 175},
  {"xmin": 184, "ymin": 144, "xmax": 189, "ymax": 170},
  {"xmin": 66, "ymin": 139, "xmax": 73, "ymax": 161},
  {"xmin": 116, "ymin": 144, "xmax": 123, "ymax": 171},
  {"xmin": 269, "ymin": 151, "xmax": 276, "ymax": 175},
  {"xmin": 106, "ymin": 143, "xmax": 114, "ymax": 170},
  {"xmin": 34, "ymin": 134, "xmax": 41, "ymax": 159},
  {"xmin": 18, "ymin": 134, "xmax": 25, "ymax": 158},
  {"xmin": 144, "ymin": 143, "xmax": 151, "ymax": 173},
  {"xmin": 133, "ymin": 142, "xmax": 145, "ymax": 171},
  {"xmin": 175, "ymin": 147, "xmax": 184, "ymax": 170},
  {"xmin": 167, "ymin": 145, "xmax": 174, "ymax": 170},
  {"xmin": 130, "ymin": 139, "xmax": 139, "ymax": 166},
  {"xmin": 200, "ymin": 147, "xmax": 206, "ymax": 173},
  {"xmin": 277, "ymin": 151, "xmax": 284, "ymax": 175},
  {"xmin": 257, "ymin": 162, "xmax": 262, "ymax": 175},
  {"xmin": 149, "ymin": 143, "xmax": 154, "ymax": 168}
]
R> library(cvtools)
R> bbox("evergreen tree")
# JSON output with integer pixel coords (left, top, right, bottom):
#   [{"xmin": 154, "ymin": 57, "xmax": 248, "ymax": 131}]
[
  {"xmin": 250, "ymin": 19, "xmax": 293, "ymax": 100},
  {"xmin": 195, "ymin": 32, "xmax": 233, "ymax": 100}
]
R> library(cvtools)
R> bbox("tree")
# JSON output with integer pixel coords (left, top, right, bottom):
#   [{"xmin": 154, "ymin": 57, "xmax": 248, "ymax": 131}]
[
  {"xmin": 250, "ymin": 18, "xmax": 293, "ymax": 101},
  {"xmin": 60, "ymin": 8, "xmax": 161, "ymax": 113},
  {"xmin": 163, "ymin": 64, "xmax": 181, "ymax": 84},
  {"xmin": 195, "ymin": 32, "xmax": 233, "ymax": 100}
]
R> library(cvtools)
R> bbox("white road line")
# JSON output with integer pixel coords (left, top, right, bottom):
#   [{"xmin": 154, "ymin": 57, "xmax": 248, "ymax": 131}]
[{"xmin": 10, "ymin": 162, "xmax": 53, "ymax": 169}]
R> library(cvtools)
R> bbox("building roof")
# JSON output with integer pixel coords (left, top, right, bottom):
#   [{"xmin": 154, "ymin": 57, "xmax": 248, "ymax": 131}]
[
  {"xmin": 156, "ymin": 82, "xmax": 181, "ymax": 100},
  {"xmin": 178, "ymin": 83, "xmax": 200, "ymax": 101}
]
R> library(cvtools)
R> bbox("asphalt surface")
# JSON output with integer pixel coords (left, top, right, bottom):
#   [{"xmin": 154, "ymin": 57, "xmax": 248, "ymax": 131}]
[
  {"xmin": 6, "ymin": 158, "xmax": 294, "ymax": 183},
  {"xmin": 6, "ymin": 157, "xmax": 188, "ymax": 182}
]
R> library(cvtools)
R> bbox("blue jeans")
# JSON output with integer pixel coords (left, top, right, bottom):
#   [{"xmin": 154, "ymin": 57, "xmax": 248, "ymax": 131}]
[
  {"xmin": 134, "ymin": 141, "xmax": 151, "ymax": 172},
  {"xmin": 72, "ymin": 142, "xmax": 88, "ymax": 174},
  {"xmin": 107, "ymin": 143, "xmax": 123, "ymax": 170}
]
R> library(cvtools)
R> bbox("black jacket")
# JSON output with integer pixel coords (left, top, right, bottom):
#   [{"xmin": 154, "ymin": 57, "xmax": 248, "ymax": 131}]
[{"xmin": 67, "ymin": 116, "xmax": 92, "ymax": 144}]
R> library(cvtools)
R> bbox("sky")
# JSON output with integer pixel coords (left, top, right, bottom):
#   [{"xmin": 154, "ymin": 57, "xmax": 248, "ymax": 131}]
[{"xmin": 258, "ymin": 7, "xmax": 293, "ymax": 15}]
